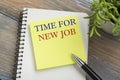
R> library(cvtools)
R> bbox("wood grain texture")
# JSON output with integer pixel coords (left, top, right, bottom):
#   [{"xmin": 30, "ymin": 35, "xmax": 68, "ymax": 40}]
[
  {"xmin": 0, "ymin": 0, "xmax": 90, "ymax": 21},
  {"xmin": 88, "ymin": 32, "xmax": 120, "ymax": 80},
  {"xmin": 0, "ymin": 13, "xmax": 18, "ymax": 80},
  {"xmin": 0, "ymin": 0, "xmax": 119, "ymax": 80}
]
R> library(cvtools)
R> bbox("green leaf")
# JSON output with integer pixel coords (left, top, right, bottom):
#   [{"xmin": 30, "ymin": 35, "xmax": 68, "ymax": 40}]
[
  {"xmin": 95, "ymin": 28, "xmax": 101, "ymax": 37},
  {"xmin": 98, "ymin": 13, "xmax": 109, "ymax": 21},
  {"xmin": 84, "ymin": 13, "xmax": 96, "ymax": 18},
  {"xmin": 90, "ymin": 27, "xmax": 95, "ymax": 37}
]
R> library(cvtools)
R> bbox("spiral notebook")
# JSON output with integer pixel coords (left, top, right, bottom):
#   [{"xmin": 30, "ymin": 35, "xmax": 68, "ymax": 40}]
[{"xmin": 15, "ymin": 8, "xmax": 89, "ymax": 80}]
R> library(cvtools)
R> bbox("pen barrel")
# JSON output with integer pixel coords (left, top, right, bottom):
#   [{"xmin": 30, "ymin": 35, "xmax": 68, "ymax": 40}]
[{"xmin": 81, "ymin": 65, "xmax": 102, "ymax": 80}]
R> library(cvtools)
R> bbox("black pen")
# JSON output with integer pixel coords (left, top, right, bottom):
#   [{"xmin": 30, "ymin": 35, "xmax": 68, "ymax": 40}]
[{"xmin": 72, "ymin": 54, "xmax": 102, "ymax": 80}]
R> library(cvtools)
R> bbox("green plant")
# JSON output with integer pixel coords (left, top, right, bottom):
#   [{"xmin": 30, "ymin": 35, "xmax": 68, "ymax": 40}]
[{"xmin": 86, "ymin": 0, "xmax": 120, "ymax": 37}]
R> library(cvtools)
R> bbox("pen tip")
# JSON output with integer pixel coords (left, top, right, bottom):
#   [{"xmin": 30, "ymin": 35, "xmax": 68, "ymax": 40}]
[
  {"xmin": 71, "ymin": 53, "xmax": 74, "ymax": 56},
  {"xmin": 71, "ymin": 53, "xmax": 77, "ymax": 58},
  {"xmin": 71, "ymin": 53, "xmax": 84, "ymax": 66},
  {"xmin": 71, "ymin": 53, "xmax": 76, "ymax": 58},
  {"xmin": 71, "ymin": 53, "xmax": 78, "ymax": 61}
]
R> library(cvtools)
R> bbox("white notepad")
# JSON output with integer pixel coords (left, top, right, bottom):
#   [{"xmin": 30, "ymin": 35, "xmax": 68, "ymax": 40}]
[{"xmin": 16, "ymin": 8, "xmax": 89, "ymax": 80}]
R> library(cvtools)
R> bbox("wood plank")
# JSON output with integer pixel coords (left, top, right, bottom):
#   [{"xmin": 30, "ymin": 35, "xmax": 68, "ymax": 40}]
[
  {"xmin": 0, "ymin": 0, "xmax": 90, "ymax": 20},
  {"xmin": 0, "ymin": 13, "xmax": 18, "ymax": 79},
  {"xmin": 88, "ymin": 32, "xmax": 120, "ymax": 80}
]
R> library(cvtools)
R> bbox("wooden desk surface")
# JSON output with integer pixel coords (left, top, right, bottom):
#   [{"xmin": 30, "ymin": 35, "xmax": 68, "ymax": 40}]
[{"xmin": 0, "ymin": 0, "xmax": 120, "ymax": 80}]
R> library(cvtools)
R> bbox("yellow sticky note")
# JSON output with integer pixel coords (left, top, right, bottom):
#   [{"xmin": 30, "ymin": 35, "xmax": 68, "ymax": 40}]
[{"xmin": 29, "ymin": 15, "xmax": 86, "ymax": 70}]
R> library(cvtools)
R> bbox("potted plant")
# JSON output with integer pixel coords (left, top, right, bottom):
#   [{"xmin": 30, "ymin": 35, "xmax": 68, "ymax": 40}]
[{"xmin": 86, "ymin": 0, "xmax": 120, "ymax": 37}]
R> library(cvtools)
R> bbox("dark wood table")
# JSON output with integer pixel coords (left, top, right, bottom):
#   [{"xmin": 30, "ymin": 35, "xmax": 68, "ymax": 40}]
[{"xmin": 0, "ymin": 0, "xmax": 120, "ymax": 80}]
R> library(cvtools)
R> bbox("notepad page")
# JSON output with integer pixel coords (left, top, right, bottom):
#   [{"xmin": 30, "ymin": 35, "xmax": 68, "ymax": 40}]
[{"xmin": 16, "ymin": 8, "xmax": 89, "ymax": 80}]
